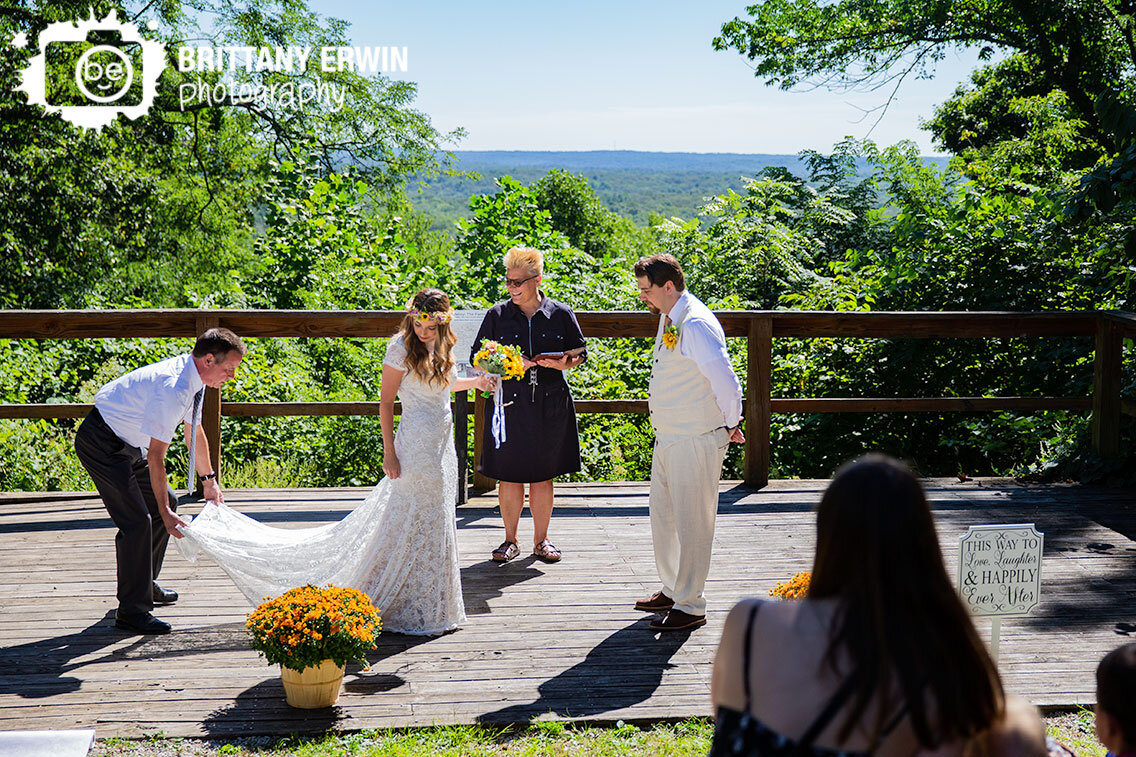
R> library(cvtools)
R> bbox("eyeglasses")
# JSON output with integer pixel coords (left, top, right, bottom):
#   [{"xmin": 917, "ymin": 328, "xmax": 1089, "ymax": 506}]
[{"xmin": 503, "ymin": 273, "xmax": 539, "ymax": 288}]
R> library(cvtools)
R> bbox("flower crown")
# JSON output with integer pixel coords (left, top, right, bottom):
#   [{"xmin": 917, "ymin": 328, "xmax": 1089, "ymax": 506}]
[{"xmin": 408, "ymin": 308, "xmax": 453, "ymax": 325}]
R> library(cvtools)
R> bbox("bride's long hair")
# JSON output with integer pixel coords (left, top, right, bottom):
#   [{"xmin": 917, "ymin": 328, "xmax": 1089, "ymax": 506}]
[{"xmin": 400, "ymin": 289, "xmax": 457, "ymax": 387}]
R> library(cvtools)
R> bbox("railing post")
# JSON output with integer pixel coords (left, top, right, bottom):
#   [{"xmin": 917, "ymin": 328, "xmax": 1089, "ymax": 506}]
[
  {"xmin": 454, "ymin": 391, "xmax": 468, "ymax": 505},
  {"xmin": 1092, "ymin": 316, "xmax": 1122, "ymax": 458},
  {"xmin": 195, "ymin": 315, "xmax": 222, "ymax": 496},
  {"xmin": 472, "ymin": 394, "xmax": 496, "ymax": 491},
  {"xmin": 744, "ymin": 314, "xmax": 772, "ymax": 488}
]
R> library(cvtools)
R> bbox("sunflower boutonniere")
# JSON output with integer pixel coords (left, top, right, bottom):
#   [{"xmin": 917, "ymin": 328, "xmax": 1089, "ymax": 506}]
[{"xmin": 661, "ymin": 323, "xmax": 679, "ymax": 350}]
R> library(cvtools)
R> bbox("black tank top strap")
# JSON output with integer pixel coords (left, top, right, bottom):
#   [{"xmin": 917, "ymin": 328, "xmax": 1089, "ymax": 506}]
[
  {"xmin": 741, "ymin": 600, "xmax": 761, "ymax": 708},
  {"xmin": 796, "ymin": 667, "xmax": 863, "ymax": 749}
]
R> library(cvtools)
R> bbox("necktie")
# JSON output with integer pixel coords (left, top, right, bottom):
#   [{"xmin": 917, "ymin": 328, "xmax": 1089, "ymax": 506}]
[{"xmin": 187, "ymin": 388, "xmax": 203, "ymax": 494}]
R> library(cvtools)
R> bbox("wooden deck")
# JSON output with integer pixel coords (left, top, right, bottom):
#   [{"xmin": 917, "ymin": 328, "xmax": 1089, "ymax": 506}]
[{"xmin": 1, "ymin": 480, "xmax": 1133, "ymax": 738}]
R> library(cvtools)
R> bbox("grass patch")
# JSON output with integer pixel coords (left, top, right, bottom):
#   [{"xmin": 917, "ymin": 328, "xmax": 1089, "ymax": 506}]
[
  {"xmin": 1046, "ymin": 707, "xmax": 1106, "ymax": 757},
  {"xmin": 91, "ymin": 712, "xmax": 1109, "ymax": 757},
  {"xmin": 91, "ymin": 720, "xmax": 714, "ymax": 756}
]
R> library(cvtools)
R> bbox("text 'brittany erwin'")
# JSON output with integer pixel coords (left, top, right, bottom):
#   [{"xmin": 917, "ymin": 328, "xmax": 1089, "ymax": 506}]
[{"xmin": 175, "ymin": 45, "xmax": 408, "ymax": 75}]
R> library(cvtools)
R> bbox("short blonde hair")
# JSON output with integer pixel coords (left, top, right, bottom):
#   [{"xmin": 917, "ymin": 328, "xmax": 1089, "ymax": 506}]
[{"xmin": 503, "ymin": 246, "xmax": 543, "ymax": 276}]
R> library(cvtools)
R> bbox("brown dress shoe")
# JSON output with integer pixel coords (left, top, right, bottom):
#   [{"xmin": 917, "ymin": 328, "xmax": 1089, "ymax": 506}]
[
  {"xmin": 649, "ymin": 608, "xmax": 706, "ymax": 631},
  {"xmin": 634, "ymin": 591, "xmax": 674, "ymax": 612}
]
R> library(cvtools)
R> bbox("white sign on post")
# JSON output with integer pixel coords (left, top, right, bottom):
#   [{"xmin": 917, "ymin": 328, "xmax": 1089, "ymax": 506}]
[
  {"xmin": 958, "ymin": 523, "xmax": 1044, "ymax": 661},
  {"xmin": 450, "ymin": 310, "xmax": 488, "ymax": 372}
]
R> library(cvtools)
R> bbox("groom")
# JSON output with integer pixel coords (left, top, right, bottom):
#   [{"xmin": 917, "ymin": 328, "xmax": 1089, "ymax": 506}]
[
  {"xmin": 74, "ymin": 328, "xmax": 245, "ymax": 634},
  {"xmin": 633, "ymin": 254, "xmax": 744, "ymax": 631}
]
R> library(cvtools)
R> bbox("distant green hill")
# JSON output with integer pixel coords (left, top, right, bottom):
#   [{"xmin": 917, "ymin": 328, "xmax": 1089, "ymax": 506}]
[{"xmin": 412, "ymin": 150, "xmax": 950, "ymax": 232}]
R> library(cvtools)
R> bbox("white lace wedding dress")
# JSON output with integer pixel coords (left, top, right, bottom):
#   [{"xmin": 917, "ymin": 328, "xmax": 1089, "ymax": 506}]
[{"xmin": 175, "ymin": 335, "xmax": 467, "ymax": 635}]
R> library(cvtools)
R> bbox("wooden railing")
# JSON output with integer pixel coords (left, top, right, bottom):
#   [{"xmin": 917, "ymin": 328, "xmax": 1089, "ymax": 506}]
[{"xmin": 0, "ymin": 309, "xmax": 1130, "ymax": 491}]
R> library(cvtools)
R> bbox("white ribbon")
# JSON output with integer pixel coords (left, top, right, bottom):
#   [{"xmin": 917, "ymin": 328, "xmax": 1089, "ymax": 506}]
[{"xmin": 491, "ymin": 381, "xmax": 507, "ymax": 449}]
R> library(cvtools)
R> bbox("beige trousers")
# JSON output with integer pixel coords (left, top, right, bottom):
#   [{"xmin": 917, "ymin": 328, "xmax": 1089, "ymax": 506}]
[{"xmin": 648, "ymin": 427, "xmax": 729, "ymax": 616}]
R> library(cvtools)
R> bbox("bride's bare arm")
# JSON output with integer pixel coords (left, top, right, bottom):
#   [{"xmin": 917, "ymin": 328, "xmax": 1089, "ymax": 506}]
[
  {"xmin": 452, "ymin": 373, "xmax": 496, "ymax": 393},
  {"xmin": 380, "ymin": 364, "xmax": 403, "ymax": 479}
]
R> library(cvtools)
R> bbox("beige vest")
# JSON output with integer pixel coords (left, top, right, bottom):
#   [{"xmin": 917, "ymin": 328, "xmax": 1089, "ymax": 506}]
[{"xmin": 648, "ymin": 311, "xmax": 723, "ymax": 438}]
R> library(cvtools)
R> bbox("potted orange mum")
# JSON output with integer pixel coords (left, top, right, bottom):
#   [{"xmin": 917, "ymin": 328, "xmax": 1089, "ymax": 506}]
[
  {"xmin": 246, "ymin": 584, "xmax": 381, "ymax": 708},
  {"xmin": 769, "ymin": 571, "xmax": 811, "ymax": 600}
]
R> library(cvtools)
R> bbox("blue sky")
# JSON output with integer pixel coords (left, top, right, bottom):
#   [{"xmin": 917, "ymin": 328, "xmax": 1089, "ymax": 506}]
[{"xmin": 317, "ymin": 1, "xmax": 990, "ymax": 156}]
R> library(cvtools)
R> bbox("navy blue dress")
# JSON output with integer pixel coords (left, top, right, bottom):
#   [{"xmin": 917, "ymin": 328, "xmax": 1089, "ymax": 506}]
[{"xmin": 471, "ymin": 294, "xmax": 586, "ymax": 483}]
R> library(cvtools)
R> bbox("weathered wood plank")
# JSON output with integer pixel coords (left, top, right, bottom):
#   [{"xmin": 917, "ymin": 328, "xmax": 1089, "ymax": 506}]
[
  {"xmin": 0, "ymin": 309, "xmax": 1102, "ymax": 340},
  {"xmin": 765, "ymin": 311, "xmax": 1098, "ymax": 338},
  {"xmin": 0, "ymin": 396, "xmax": 1096, "ymax": 420},
  {"xmin": 771, "ymin": 397, "xmax": 1093, "ymax": 413},
  {"xmin": 1093, "ymin": 317, "xmax": 1123, "ymax": 457},
  {"xmin": 745, "ymin": 317, "xmax": 771, "ymax": 488},
  {"xmin": 0, "ymin": 481, "xmax": 1132, "ymax": 738}
]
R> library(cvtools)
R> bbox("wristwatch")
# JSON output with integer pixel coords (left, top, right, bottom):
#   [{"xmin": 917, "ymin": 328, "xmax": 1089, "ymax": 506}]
[{"xmin": 199, "ymin": 471, "xmax": 218, "ymax": 482}]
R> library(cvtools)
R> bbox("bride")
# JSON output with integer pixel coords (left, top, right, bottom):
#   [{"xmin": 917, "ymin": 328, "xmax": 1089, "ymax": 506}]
[{"xmin": 177, "ymin": 289, "xmax": 495, "ymax": 635}]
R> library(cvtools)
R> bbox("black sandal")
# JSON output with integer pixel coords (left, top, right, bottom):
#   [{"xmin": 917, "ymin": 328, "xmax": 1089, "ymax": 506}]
[{"xmin": 491, "ymin": 540, "xmax": 520, "ymax": 563}]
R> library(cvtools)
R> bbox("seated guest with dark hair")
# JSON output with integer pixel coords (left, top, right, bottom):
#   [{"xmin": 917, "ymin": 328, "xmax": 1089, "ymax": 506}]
[
  {"xmin": 710, "ymin": 454, "xmax": 1004, "ymax": 756},
  {"xmin": 1096, "ymin": 641, "xmax": 1136, "ymax": 757}
]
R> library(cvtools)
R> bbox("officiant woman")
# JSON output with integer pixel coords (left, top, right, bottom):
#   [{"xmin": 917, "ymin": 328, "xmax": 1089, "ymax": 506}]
[{"xmin": 471, "ymin": 247, "xmax": 587, "ymax": 564}]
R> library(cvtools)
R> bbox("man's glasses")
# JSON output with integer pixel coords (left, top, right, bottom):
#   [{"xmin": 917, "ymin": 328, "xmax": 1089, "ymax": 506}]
[{"xmin": 503, "ymin": 273, "xmax": 539, "ymax": 288}]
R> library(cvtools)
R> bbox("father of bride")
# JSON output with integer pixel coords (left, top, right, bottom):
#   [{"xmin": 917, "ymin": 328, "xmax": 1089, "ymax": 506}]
[{"xmin": 74, "ymin": 328, "xmax": 246, "ymax": 634}]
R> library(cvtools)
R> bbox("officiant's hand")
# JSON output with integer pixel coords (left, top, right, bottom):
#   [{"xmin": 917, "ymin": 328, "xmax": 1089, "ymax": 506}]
[
  {"xmin": 534, "ymin": 354, "xmax": 573, "ymax": 370},
  {"xmin": 161, "ymin": 507, "xmax": 188, "ymax": 539},
  {"xmin": 383, "ymin": 453, "xmax": 401, "ymax": 480}
]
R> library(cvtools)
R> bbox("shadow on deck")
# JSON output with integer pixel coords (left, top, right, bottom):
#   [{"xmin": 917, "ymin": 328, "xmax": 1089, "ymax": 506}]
[{"xmin": 0, "ymin": 479, "xmax": 1133, "ymax": 737}]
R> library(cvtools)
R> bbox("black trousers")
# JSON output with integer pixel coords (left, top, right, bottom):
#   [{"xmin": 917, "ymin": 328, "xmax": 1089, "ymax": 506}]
[{"xmin": 74, "ymin": 408, "xmax": 177, "ymax": 615}]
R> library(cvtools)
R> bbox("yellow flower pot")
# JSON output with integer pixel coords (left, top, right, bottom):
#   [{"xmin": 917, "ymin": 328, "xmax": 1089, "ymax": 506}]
[{"xmin": 280, "ymin": 659, "xmax": 345, "ymax": 708}]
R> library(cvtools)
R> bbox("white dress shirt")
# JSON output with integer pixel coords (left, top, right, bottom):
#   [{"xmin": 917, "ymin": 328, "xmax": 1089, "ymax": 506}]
[
  {"xmin": 666, "ymin": 290, "xmax": 743, "ymax": 428},
  {"xmin": 94, "ymin": 353, "xmax": 204, "ymax": 452}
]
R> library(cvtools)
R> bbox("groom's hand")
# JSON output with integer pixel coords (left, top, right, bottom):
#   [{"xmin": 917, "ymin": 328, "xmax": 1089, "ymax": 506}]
[{"xmin": 729, "ymin": 426, "xmax": 745, "ymax": 444}]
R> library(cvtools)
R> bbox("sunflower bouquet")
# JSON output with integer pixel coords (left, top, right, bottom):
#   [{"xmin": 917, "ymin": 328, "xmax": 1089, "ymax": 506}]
[
  {"xmin": 473, "ymin": 339, "xmax": 526, "ymax": 449},
  {"xmin": 473, "ymin": 340, "xmax": 526, "ymax": 386},
  {"xmin": 769, "ymin": 571, "xmax": 811, "ymax": 600},
  {"xmin": 246, "ymin": 584, "xmax": 382, "ymax": 672}
]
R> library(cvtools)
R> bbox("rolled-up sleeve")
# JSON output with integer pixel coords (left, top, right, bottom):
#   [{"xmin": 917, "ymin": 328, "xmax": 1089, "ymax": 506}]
[
  {"xmin": 559, "ymin": 305, "xmax": 587, "ymax": 358},
  {"xmin": 680, "ymin": 318, "xmax": 743, "ymax": 428}
]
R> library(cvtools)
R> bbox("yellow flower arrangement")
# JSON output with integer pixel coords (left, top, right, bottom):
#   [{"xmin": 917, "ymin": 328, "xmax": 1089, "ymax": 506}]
[
  {"xmin": 769, "ymin": 571, "xmax": 811, "ymax": 600},
  {"xmin": 661, "ymin": 324, "xmax": 679, "ymax": 350},
  {"xmin": 246, "ymin": 584, "xmax": 381, "ymax": 672},
  {"xmin": 473, "ymin": 339, "xmax": 526, "ymax": 383}
]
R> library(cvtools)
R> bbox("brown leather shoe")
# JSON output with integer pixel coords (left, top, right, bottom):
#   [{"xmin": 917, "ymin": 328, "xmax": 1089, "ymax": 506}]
[
  {"xmin": 634, "ymin": 591, "xmax": 674, "ymax": 612},
  {"xmin": 649, "ymin": 609, "xmax": 706, "ymax": 631}
]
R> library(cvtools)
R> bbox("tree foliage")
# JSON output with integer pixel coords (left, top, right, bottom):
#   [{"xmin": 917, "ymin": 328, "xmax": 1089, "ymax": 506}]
[
  {"xmin": 0, "ymin": 0, "xmax": 460, "ymax": 309},
  {"xmin": 713, "ymin": 0, "xmax": 1136, "ymax": 145},
  {"xmin": 2, "ymin": 1, "xmax": 1133, "ymax": 491}
]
